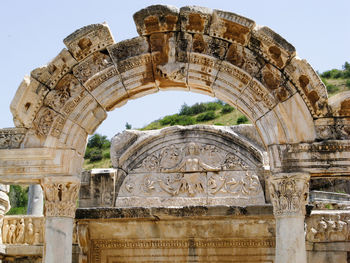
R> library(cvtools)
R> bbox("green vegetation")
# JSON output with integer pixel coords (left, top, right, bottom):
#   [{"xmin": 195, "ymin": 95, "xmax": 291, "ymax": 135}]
[
  {"xmin": 320, "ymin": 62, "xmax": 350, "ymax": 96},
  {"xmin": 7, "ymin": 185, "xmax": 28, "ymax": 215},
  {"xmin": 84, "ymin": 134, "xmax": 112, "ymax": 170}
]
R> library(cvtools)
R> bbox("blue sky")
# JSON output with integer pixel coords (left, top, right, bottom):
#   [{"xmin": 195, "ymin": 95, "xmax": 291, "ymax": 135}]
[{"xmin": 1, "ymin": 0, "xmax": 349, "ymax": 138}]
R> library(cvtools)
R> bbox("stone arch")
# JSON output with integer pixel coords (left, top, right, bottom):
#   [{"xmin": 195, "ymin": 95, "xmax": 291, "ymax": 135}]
[{"xmin": 8, "ymin": 5, "xmax": 332, "ymax": 178}]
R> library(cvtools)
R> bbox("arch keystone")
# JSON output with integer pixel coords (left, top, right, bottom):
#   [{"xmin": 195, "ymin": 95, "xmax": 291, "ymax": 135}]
[
  {"xmin": 209, "ymin": 9, "xmax": 255, "ymax": 46},
  {"xmin": 63, "ymin": 23, "xmax": 115, "ymax": 61},
  {"xmin": 133, "ymin": 5, "xmax": 180, "ymax": 36},
  {"xmin": 250, "ymin": 26, "xmax": 296, "ymax": 69}
]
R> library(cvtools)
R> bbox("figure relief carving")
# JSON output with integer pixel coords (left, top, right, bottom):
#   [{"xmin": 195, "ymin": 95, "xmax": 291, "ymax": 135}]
[
  {"xmin": 306, "ymin": 214, "xmax": 349, "ymax": 242},
  {"xmin": 119, "ymin": 142, "xmax": 265, "ymax": 203},
  {"xmin": 41, "ymin": 178, "xmax": 80, "ymax": 218},
  {"xmin": 268, "ymin": 173, "xmax": 310, "ymax": 217},
  {"xmin": 2, "ymin": 216, "xmax": 44, "ymax": 245}
]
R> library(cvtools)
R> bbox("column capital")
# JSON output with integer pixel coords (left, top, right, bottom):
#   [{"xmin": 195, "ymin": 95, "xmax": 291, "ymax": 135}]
[
  {"xmin": 40, "ymin": 177, "xmax": 80, "ymax": 218},
  {"xmin": 268, "ymin": 173, "xmax": 310, "ymax": 217}
]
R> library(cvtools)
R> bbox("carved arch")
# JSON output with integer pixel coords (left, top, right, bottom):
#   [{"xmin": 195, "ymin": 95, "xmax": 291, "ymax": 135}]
[{"xmin": 3, "ymin": 5, "xmax": 350, "ymax": 183}]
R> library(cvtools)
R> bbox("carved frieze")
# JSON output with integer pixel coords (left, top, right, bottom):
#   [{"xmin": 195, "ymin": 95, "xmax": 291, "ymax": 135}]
[
  {"xmin": 0, "ymin": 128, "xmax": 27, "ymax": 149},
  {"xmin": 2, "ymin": 216, "xmax": 44, "ymax": 245},
  {"xmin": 306, "ymin": 213, "xmax": 350, "ymax": 242},
  {"xmin": 77, "ymin": 223, "xmax": 90, "ymax": 263},
  {"xmin": 41, "ymin": 178, "xmax": 80, "ymax": 217},
  {"xmin": 268, "ymin": 173, "xmax": 310, "ymax": 217}
]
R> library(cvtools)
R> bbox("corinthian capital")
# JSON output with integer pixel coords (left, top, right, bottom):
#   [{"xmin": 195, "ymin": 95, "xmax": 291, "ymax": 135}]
[
  {"xmin": 268, "ymin": 173, "xmax": 310, "ymax": 217},
  {"xmin": 41, "ymin": 177, "xmax": 80, "ymax": 218}
]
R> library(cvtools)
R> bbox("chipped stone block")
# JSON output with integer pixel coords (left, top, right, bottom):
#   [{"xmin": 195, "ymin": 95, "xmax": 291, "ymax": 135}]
[
  {"xmin": 133, "ymin": 5, "xmax": 179, "ymax": 36},
  {"xmin": 73, "ymin": 51, "xmax": 113, "ymax": 84},
  {"xmin": 31, "ymin": 49, "xmax": 77, "ymax": 89},
  {"xmin": 259, "ymin": 64, "xmax": 296, "ymax": 102},
  {"xmin": 284, "ymin": 57, "xmax": 329, "ymax": 117},
  {"xmin": 84, "ymin": 66, "xmax": 129, "ymax": 111},
  {"xmin": 249, "ymin": 26, "xmax": 296, "ymax": 69},
  {"xmin": 187, "ymin": 53, "xmax": 221, "ymax": 96},
  {"xmin": 225, "ymin": 42, "xmax": 265, "ymax": 78},
  {"xmin": 192, "ymin": 34, "xmax": 229, "ymax": 60},
  {"xmin": 314, "ymin": 118, "xmax": 336, "ymax": 140},
  {"xmin": 329, "ymin": 91, "xmax": 350, "ymax": 117},
  {"xmin": 63, "ymin": 23, "xmax": 115, "ymax": 61},
  {"xmin": 209, "ymin": 9, "xmax": 255, "ymax": 45},
  {"xmin": 179, "ymin": 6, "xmax": 212, "ymax": 34},
  {"xmin": 108, "ymin": 37, "xmax": 157, "ymax": 99},
  {"xmin": 10, "ymin": 76, "xmax": 49, "ymax": 128}
]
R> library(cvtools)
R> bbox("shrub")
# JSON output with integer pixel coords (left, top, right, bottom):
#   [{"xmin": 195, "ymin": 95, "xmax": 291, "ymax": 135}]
[
  {"xmin": 176, "ymin": 115, "xmax": 196, "ymax": 125},
  {"xmin": 205, "ymin": 102, "xmax": 221, "ymax": 111},
  {"xmin": 103, "ymin": 150, "xmax": 110, "ymax": 159},
  {"xmin": 326, "ymin": 84, "xmax": 339, "ymax": 94},
  {"xmin": 89, "ymin": 149, "xmax": 103, "ymax": 162},
  {"xmin": 221, "ymin": 104, "xmax": 234, "ymax": 114},
  {"xmin": 196, "ymin": 111, "xmax": 216, "ymax": 122},
  {"xmin": 346, "ymin": 79, "xmax": 350, "ymax": 89},
  {"xmin": 87, "ymin": 134, "xmax": 110, "ymax": 149},
  {"xmin": 236, "ymin": 115, "xmax": 249, "ymax": 124}
]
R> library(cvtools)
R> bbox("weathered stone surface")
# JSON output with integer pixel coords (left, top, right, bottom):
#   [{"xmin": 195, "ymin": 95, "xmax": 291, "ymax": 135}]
[
  {"xmin": 179, "ymin": 6, "xmax": 212, "ymax": 34},
  {"xmin": 250, "ymin": 26, "xmax": 296, "ymax": 69},
  {"xmin": 63, "ymin": 23, "xmax": 114, "ymax": 61},
  {"xmin": 0, "ymin": 128, "xmax": 27, "ymax": 149},
  {"xmin": 133, "ymin": 5, "xmax": 179, "ymax": 36},
  {"xmin": 284, "ymin": 57, "xmax": 329, "ymax": 117},
  {"xmin": 31, "ymin": 49, "xmax": 77, "ymax": 89},
  {"xmin": 2, "ymin": 216, "xmax": 44, "ymax": 245},
  {"xmin": 209, "ymin": 9, "xmax": 255, "ymax": 45},
  {"xmin": 10, "ymin": 76, "xmax": 49, "ymax": 129},
  {"xmin": 329, "ymin": 91, "xmax": 350, "ymax": 117}
]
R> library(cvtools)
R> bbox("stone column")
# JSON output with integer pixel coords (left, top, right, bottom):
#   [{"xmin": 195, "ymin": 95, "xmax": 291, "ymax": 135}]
[
  {"xmin": 0, "ymin": 184, "xmax": 10, "ymax": 244},
  {"xmin": 268, "ymin": 173, "xmax": 310, "ymax": 263},
  {"xmin": 27, "ymin": 184, "xmax": 43, "ymax": 215},
  {"xmin": 41, "ymin": 177, "xmax": 80, "ymax": 263}
]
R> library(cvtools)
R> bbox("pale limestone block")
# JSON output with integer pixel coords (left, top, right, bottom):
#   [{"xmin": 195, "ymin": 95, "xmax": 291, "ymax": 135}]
[
  {"xmin": 63, "ymin": 23, "xmax": 115, "ymax": 61},
  {"xmin": 284, "ymin": 57, "xmax": 329, "ymax": 117},
  {"xmin": 187, "ymin": 53, "xmax": 221, "ymax": 96},
  {"xmin": 329, "ymin": 91, "xmax": 350, "ymax": 117},
  {"xmin": 0, "ymin": 128, "xmax": 27, "ymax": 149},
  {"xmin": 179, "ymin": 6, "xmax": 213, "ymax": 34},
  {"xmin": 10, "ymin": 76, "xmax": 49, "ymax": 128},
  {"xmin": 27, "ymin": 185, "xmax": 43, "ymax": 216},
  {"xmin": 307, "ymin": 251, "xmax": 348, "ymax": 263},
  {"xmin": 192, "ymin": 34, "xmax": 229, "ymax": 60},
  {"xmin": 84, "ymin": 66, "xmax": 128, "ymax": 111},
  {"xmin": 0, "ymin": 148, "xmax": 83, "ymax": 183},
  {"xmin": 273, "ymin": 93, "xmax": 316, "ymax": 143},
  {"xmin": 250, "ymin": 26, "xmax": 296, "ymax": 69},
  {"xmin": 209, "ymin": 9, "xmax": 255, "ymax": 45},
  {"xmin": 133, "ymin": 5, "xmax": 179, "ymax": 36},
  {"xmin": 256, "ymin": 109, "xmax": 287, "ymax": 146},
  {"xmin": 31, "ymin": 48, "xmax": 77, "ymax": 89}
]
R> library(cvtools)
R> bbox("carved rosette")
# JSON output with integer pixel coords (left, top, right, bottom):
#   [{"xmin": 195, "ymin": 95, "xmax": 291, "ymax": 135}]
[
  {"xmin": 41, "ymin": 178, "xmax": 80, "ymax": 218},
  {"xmin": 268, "ymin": 173, "xmax": 310, "ymax": 217}
]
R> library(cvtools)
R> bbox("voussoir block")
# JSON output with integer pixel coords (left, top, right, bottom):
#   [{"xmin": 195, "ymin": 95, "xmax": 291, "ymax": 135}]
[
  {"xmin": 133, "ymin": 5, "xmax": 180, "ymax": 36},
  {"xmin": 10, "ymin": 76, "xmax": 49, "ymax": 128},
  {"xmin": 179, "ymin": 6, "xmax": 213, "ymax": 34},
  {"xmin": 249, "ymin": 26, "xmax": 296, "ymax": 69},
  {"xmin": 31, "ymin": 48, "xmax": 77, "ymax": 89},
  {"xmin": 209, "ymin": 9, "xmax": 255, "ymax": 46},
  {"xmin": 63, "ymin": 23, "xmax": 115, "ymax": 61}
]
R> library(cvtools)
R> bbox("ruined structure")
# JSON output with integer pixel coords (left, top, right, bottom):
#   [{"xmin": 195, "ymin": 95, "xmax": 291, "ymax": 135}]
[{"xmin": 0, "ymin": 4, "xmax": 349, "ymax": 263}]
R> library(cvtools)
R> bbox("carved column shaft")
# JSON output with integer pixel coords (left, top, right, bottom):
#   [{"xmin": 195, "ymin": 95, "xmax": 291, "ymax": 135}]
[
  {"xmin": 40, "ymin": 177, "xmax": 80, "ymax": 263},
  {"xmin": 268, "ymin": 173, "xmax": 310, "ymax": 263}
]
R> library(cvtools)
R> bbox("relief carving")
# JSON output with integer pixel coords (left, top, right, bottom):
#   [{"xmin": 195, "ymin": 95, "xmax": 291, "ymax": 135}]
[
  {"xmin": 0, "ymin": 128, "xmax": 27, "ymax": 149},
  {"xmin": 77, "ymin": 223, "xmax": 90, "ymax": 263},
  {"xmin": 118, "ymin": 142, "xmax": 265, "ymax": 204},
  {"xmin": 41, "ymin": 178, "xmax": 80, "ymax": 217},
  {"xmin": 268, "ymin": 173, "xmax": 310, "ymax": 217},
  {"xmin": 306, "ymin": 214, "xmax": 350, "ymax": 242},
  {"xmin": 2, "ymin": 216, "xmax": 44, "ymax": 245}
]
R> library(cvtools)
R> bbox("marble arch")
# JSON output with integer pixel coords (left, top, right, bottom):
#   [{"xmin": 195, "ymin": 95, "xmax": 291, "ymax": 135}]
[{"xmin": 0, "ymin": 4, "xmax": 349, "ymax": 263}]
